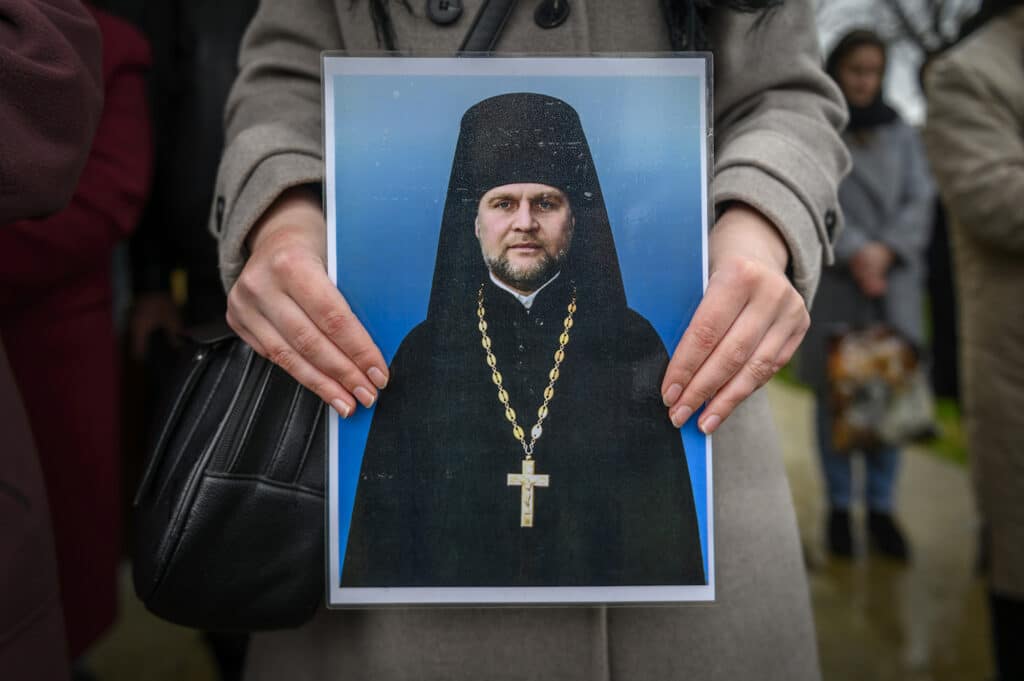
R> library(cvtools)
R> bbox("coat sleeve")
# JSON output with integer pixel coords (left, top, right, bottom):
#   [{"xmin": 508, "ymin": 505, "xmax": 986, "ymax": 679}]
[
  {"xmin": 211, "ymin": 0, "xmax": 339, "ymax": 291},
  {"xmin": 879, "ymin": 126, "xmax": 934, "ymax": 264},
  {"xmin": 0, "ymin": 29, "xmax": 152, "ymax": 304},
  {"xmin": 0, "ymin": 0, "xmax": 103, "ymax": 223},
  {"xmin": 924, "ymin": 54, "xmax": 1024, "ymax": 254},
  {"xmin": 709, "ymin": 0, "xmax": 851, "ymax": 306}
]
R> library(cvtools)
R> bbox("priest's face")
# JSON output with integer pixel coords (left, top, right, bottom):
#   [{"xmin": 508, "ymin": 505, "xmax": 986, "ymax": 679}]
[{"xmin": 475, "ymin": 183, "xmax": 575, "ymax": 294}]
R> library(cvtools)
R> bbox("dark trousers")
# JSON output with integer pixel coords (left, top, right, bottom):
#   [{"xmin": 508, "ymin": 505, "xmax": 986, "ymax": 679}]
[
  {"xmin": 815, "ymin": 396, "xmax": 901, "ymax": 511},
  {"xmin": 990, "ymin": 591, "xmax": 1024, "ymax": 681}
]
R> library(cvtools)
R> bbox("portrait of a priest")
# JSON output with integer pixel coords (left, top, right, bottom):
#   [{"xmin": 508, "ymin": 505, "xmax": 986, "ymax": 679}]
[{"xmin": 341, "ymin": 92, "xmax": 705, "ymax": 588}]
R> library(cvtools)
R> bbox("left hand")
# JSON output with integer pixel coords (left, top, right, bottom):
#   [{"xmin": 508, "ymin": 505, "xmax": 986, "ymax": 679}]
[
  {"xmin": 849, "ymin": 241, "xmax": 894, "ymax": 298},
  {"xmin": 660, "ymin": 204, "xmax": 810, "ymax": 434}
]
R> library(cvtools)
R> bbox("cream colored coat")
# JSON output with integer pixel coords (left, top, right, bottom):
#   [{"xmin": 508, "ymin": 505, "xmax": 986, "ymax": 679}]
[
  {"xmin": 924, "ymin": 8, "xmax": 1024, "ymax": 600},
  {"xmin": 212, "ymin": 1, "xmax": 850, "ymax": 679}
]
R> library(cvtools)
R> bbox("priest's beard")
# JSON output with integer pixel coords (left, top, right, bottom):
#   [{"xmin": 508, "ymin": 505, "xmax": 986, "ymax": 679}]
[{"xmin": 483, "ymin": 240, "xmax": 572, "ymax": 294}]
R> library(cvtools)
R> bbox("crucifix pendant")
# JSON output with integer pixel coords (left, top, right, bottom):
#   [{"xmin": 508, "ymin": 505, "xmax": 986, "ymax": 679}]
[{"xmin": 506, "ymin": 458, "xmax": 550, "ymax": 527}]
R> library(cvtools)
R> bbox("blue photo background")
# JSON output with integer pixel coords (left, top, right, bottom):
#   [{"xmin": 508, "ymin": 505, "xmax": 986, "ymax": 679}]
[{"xmin": 333, "ymin": 73, "xmax": 710, "ymax": 581}]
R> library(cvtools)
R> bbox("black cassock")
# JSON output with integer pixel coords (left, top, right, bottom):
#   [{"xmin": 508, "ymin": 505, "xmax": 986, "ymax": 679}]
[{"xmin": 341, "ymin": 274, "xmax": 705, "ymax": 587}]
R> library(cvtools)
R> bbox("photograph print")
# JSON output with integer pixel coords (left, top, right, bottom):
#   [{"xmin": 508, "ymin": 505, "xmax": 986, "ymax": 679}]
[{"xmin": 325, "ymin": 56, "xmax": 713, "ymax": 605}]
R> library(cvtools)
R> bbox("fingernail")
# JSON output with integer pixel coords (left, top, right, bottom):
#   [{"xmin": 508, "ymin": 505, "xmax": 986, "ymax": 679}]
[
  {"xmin": 367, "ymin": 366, "xmax": 388, "ymax": 390},
  {"xmin": 354, "ymin": 386, "xmax": 376, "ymax": 408},
  {"xmin": 700, "ymin": 414, "xmax": 721, "ymax": 434},
  {"xmin": 332, "ymin": 399, "xmax": 351, "ymax": 419},
  {"xmin": 670, "ymin": 405, "xmax": 693, "ymax": 428},
  {"xmin": 662, "ymin": 383, "xmax": 683, "ymax": 407}
]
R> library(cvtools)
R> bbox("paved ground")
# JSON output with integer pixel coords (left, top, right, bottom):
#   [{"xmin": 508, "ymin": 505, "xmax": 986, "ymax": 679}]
[
  {"xmin": 86, "ymin": 379, "xmax": 993, "ymax": 680},
  {"xmin": 769, "ymin": 380, "xmax": 992, "ymax": 681}
]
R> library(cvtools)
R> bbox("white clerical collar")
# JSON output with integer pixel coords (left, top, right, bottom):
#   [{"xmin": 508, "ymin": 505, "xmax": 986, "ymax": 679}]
[{"xmin": 489, "ymin": 271, "xmax": 561, "ymax": 310}]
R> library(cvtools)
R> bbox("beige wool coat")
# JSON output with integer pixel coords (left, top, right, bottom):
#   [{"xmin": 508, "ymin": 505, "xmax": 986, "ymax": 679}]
[
  {"xmin": 924, "ymin": 7, "xmax": 1024, "ymax": 600},
  {"xmin": 212, "ymin": 1, "xmax": 850, "ymax": 679}
]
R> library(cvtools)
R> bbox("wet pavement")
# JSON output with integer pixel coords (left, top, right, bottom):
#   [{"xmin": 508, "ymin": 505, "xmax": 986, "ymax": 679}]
[
  {"xmin": 86, "ymin": 379, "xmax": 993, "ymax": 680},
  {"xmin": 769, "ymin": 380, "xmax": 992, "ymax": 681},
  {"xmin": 88, "ymin": 566, "xmax": 218, "ymax": 681}
]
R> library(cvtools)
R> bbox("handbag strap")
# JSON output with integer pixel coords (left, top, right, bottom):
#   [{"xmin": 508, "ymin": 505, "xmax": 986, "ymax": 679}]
[{"xmin": 459, "ymin": 0, "xmax": 520, "ymax": 52}]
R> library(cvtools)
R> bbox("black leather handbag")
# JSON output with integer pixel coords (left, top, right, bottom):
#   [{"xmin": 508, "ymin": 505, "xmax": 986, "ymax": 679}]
[
  {"xmin": 132, "ymin": 3, "xmax": 517, "ymax": 631},
  {"xmin": 132, "ymin": 325, "xmax": 325, "ymax": 631}
]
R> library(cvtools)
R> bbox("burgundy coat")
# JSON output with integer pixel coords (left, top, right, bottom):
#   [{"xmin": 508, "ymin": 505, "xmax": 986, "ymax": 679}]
[
  {"xmin": 1, "ymin": 1, "xmax": 102, "ymax": 678},
  {"xmin": 0, "ymin": 0, "xmax": 103, "ymax": 223},
  {"xmin": 0, "ymin": 4, "xmax": 152, "ymax": 659}
]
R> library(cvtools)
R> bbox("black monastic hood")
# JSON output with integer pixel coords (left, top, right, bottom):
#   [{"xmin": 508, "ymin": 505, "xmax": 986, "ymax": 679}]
[{"xmin": 426, "ymin": 93, "xmax": 627, "ymax": 327}]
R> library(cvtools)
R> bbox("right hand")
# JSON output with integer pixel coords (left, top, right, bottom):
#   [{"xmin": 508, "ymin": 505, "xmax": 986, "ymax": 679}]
[
  {"xmin": 225, "ymin": 186, "xmax": 389, "ymax": 418},
  {"xmin": 850, "ymin": 241, "xmax": 894, "ymax": 298}
]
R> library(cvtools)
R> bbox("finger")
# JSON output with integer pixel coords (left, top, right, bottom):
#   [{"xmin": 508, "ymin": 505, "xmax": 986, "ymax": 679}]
[
  {"xmin": 660, "ymin": 266, "xmax": 754, "ymax": 405},
  {"xmin": 864, "ymin": 275, "xmax": 886, "ymax": 297},
  {"xmin": 698, "ymin": 325, "xmax": 792, "ymax": 434},
  {"xmin": 774, "ymin": 319, "xmax": 810, "ymax": 370},
  {"xmin": 695, "ymin": 298, "xmax": 809, "ymax": 433},
  {"xmin": 236, "ymin": 312, "xmax": 358, "ymax": 419},
  {"xmin": 288, "ymin": 269, "xmax": 390, "ymax": 389},
  {"xmin": 256, "ymin": 293, "xmax": 380, "ymax": 409},
  {"xmin": 227, "ymin": 313, "xmax": 266, "ymax": 357},
  {"xmin": 668, "ymin": 300, "xmax": 773, "ymax": 427}
]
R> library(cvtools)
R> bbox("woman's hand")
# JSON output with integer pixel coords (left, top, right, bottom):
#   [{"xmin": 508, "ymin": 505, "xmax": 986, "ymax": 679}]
[
  {"xmin": 849, "ymin": 241, "xmax": 894, "ymax": 297},
  {"xmin": 225, "ymin": 186, "xmax": 389, "ymax": 418},
  {"xmin": 660, "ymin": 204, "xmax": 810, "ymax": 434}
]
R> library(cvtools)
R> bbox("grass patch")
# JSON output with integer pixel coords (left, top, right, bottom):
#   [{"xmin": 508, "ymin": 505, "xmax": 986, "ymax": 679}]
[
  {"xmin": 775, "ymin": 361, "xmax": 801, "ymax": 387},
  {"xmin": 927, "ymin": 398, "xmax": 968, "ymax": 467}
]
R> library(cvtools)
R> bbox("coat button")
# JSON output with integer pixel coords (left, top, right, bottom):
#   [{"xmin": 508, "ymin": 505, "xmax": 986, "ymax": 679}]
[
  {"xmin": 535, "ymin": 318, "xmax": 544, "ymax": 327},
  {"xmin": 824, "ymin": 209, "xmax": 837, "ymax": 240},
  {"xmin": 534, "ymin": 0, "xmax": 570, "ymax": 28},
  {"xmin": 427, "ymin": 0, "xmax": 462, "ymax": 25}
]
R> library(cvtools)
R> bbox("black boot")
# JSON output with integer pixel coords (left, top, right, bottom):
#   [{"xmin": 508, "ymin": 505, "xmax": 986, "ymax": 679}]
[
  {"xmin": 868, "ymin": 511, "xmax": 910, "ymax": 561},
  {"xmin": 827, "ymin": 508, "xmax": 854, "ymax": 558}
]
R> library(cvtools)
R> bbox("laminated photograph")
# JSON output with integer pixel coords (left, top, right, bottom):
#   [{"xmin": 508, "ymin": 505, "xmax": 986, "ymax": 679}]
[{"xmin": 324, "ymin": 55, "xmax": 713, "ymax": 606}]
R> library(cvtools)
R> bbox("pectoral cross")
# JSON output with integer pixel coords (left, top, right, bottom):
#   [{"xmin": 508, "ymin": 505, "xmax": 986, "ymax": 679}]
[{"xmin": 507, "ymin": 458, "xmax": 550, "ymax": 527}]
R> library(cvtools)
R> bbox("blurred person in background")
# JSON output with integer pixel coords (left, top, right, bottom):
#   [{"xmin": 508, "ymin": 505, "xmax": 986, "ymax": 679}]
[
  {"xmin": 129, "ymin": 0, "xmax": 259, "ymax": 352},
  {"xmin": 799, "ymin": 29, "xmax": 934, "ymax": 560},
  {"xmin": 924, "ymin": 2, "xmax": 1024, "ymax": 677},
  {"xmin": 1, "ymin": 3, "xmax": 102, "ymax": 679},
  {"xmin": 0, "ymin": 4, "xmax": 152, "ymax": 678}
]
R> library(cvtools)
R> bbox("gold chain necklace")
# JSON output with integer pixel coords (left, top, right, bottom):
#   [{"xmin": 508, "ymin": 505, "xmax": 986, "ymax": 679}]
[{"xmin": 476, "ymin": 282, "xmax": 577, "ymax": 527}]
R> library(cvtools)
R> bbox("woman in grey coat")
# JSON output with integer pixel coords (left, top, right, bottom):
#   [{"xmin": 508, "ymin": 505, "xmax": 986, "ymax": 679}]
[
  {"xmin": 799, "ymin": 30, "xmax": 934, "ymax": 560},
  {"xmin": 212, "ymin": 1, "xmax": 849, "ymax": 679}
]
